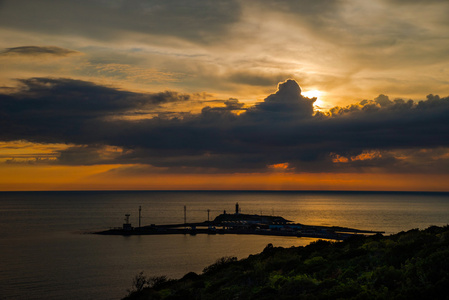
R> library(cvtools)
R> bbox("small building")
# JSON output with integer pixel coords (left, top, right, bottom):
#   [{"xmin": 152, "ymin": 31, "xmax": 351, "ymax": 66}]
[
  {"xmin": 212, "ymin": 203, "xmax": 292, "ymax": 228},
  {"xmin": 123, "ymin": 214, "xmax": 133, "ymax": 231}
]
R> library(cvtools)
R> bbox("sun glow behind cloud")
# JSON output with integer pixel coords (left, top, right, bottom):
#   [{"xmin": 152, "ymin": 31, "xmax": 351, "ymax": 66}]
[
  {"xmin": 302, "ymin": 90, "xmax": 321, "ymax": 99},
  {"xmin": 302, "ymin": 89, "xmax": 327, "ymax": 110}
]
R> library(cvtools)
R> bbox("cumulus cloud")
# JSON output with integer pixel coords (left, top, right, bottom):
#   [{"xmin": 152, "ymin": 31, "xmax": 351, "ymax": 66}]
[
  {"xmin": 1, "ymin": 78, "xmax": 449, "ymax": 174},
  {"xmin": 249, "ymin": 79, "xmax": 315, "ymax": 118}
]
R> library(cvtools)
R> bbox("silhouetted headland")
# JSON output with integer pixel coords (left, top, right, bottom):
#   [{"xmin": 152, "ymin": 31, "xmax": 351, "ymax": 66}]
[
  {"xmin": 95, "ymin": 203, "xmax": 384, "ymax": 240},
  {"xmin": 123, "ymin": 225, "xmax": 449, "ymax": 300}
]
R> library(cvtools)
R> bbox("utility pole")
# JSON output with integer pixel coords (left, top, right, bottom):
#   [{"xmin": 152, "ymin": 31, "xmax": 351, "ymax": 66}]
[{"xmin": 138, "ymin": 206, "xmax": 141, "ymax": 228}]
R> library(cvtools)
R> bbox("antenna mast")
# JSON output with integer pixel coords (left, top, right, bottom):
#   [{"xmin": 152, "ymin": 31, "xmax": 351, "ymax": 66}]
[{"xmin": 138, "ymin": 206, "xmax": 141, "ymax": 228}]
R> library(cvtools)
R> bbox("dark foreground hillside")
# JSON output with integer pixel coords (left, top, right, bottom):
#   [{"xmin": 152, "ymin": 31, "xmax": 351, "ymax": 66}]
[{"xmin": 124, "ymin": 226, "xmax": 449, "ymax": 300}]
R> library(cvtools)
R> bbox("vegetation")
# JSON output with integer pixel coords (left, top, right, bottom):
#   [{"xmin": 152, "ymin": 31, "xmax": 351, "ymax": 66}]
[
  {"xmin": 124, "ymin": 226, "xmax": 449, "ymax": 300},
  {"xmin": 126, "ymin": 272, "xmax": 170, "ymax": 295}
]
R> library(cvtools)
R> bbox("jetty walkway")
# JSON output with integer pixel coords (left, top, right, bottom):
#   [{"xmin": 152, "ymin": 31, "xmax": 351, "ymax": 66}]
[{"xmin": 95, "ymin": 203, "xmax": 384, "ymax": 241}]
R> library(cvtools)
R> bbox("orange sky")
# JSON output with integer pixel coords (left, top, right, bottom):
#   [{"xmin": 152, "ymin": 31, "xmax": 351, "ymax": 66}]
[{"xmin": 1, "ymin": 162, "xmax": 448, "ymax": 192}]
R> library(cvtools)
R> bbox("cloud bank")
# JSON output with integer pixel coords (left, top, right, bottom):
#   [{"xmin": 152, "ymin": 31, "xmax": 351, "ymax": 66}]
[{"xmin": 1, "ymin": 78, "xmax": 449, "ymax": 174}]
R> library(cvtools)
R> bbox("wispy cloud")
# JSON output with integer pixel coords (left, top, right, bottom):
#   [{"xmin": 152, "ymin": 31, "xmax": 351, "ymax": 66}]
[
  {"xmin": 80, "ymin": 62, "xmax": 181, "ymax": 83},
  {"xmin": 0, "ymin": 0, "xmax": 241, "ymax": 44},
  {"xmin": 1, "ymin": 1, "xmax": 449, "ymax": 103},
  {"xmin": 1, "ymin": 46, "xmax": 80, "ymax": 57}
]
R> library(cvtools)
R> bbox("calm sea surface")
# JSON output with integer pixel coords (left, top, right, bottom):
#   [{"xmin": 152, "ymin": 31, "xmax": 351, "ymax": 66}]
[{"xmin": 1, "ymin": 191, "xmax": 449, "ymax": 299}]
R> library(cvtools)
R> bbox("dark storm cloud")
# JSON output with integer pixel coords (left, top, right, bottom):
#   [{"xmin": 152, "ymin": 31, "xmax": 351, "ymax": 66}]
[
  {"xmin": 1, "ymin": 46, "xmax": 79, "ymax": 57},
  {"xmin": 1, "ymin": 78, "xmax": 449, "ymax": 173},
  {"xmin": 0, "ymin": 0, "xmax": 240, "ymax": 43},
  {"xmin": 0, "ymin": 77, "xmax": 190, "ymax": 143}
]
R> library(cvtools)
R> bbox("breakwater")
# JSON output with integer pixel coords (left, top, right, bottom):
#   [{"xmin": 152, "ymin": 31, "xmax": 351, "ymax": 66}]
[{"xmin": 95, "ymin": 203, "xmax": 384, "ymax": 240}]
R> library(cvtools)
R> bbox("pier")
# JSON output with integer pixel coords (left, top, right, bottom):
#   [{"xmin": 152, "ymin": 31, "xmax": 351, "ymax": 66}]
[{"xmin": 95, "ymin": 203, "xmax": 384, "ymax": 240}]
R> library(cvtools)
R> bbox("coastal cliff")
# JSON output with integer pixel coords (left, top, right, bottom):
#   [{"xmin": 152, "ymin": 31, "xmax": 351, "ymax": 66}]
[{"xmin": 124, "ymin": 226, "xmax": 449, "ymax": 300}]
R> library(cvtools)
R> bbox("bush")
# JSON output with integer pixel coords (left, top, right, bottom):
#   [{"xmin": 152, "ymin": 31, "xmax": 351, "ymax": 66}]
[
  {"xmin": 202, "ymin": 256, "xmax": 237, "ymax": 274},
  {"xmin": 126, "ymin": 271, "xmax": 169, "ymax": 297}
]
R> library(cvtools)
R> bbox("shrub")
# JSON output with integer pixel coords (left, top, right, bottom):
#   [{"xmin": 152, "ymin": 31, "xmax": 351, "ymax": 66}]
[{"xmin": 202, "ymin": 256, "xmax": 237, "ymax": 274}]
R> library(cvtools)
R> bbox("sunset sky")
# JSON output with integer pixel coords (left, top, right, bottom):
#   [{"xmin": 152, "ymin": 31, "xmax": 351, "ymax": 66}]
[{"xmin": 1, "ymin": 0, "xmax": 449, "ymax": 191}]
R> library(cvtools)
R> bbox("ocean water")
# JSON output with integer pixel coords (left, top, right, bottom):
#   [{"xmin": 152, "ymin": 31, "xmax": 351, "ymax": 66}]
[{"xmin": 1, "ymin": 191, "xmax": 449, "ymax": 299}]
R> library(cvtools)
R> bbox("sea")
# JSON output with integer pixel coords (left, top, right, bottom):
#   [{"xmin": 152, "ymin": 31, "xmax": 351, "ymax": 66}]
[{"xmin": 1, "ymin": 191, "xmax": 449, "ymax": 300}]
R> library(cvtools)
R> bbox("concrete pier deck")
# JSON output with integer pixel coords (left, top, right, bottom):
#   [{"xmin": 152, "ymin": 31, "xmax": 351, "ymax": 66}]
[
  {"xmin": 95, "ymin": 221, "xmax": 384, "ymax": 241},
  {"xmin": 94, "ymin": 203, "xmax": 384, "ymax": 240}
]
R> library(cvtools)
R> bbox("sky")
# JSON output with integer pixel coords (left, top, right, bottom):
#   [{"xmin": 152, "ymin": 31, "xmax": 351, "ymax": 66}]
[{"xmin": 1, "ymin": 0, "xmax": 449, "ymax": 191}]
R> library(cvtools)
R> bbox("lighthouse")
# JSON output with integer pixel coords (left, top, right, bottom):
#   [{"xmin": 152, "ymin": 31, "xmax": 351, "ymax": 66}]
[
  {"xmin": 235, "ymin": 202, "xmax": 240, "ymax": 215},
  {"xmin": 123, "ymin": 214, "xmax": 132, "ymax": 231}
]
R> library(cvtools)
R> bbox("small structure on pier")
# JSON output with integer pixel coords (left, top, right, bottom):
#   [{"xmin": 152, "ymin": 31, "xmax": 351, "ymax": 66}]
[
  {"xmin": 213, "ymin": 203, "xmax": 291, "ymax": 228},
  {"xmin": 123, "ymin": 214, "xmax": 132, "ymax": 231}
]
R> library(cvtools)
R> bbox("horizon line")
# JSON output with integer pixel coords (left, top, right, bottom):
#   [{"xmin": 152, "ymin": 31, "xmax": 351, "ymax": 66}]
[{"xmin": 1, "ymin": 189, "xmax": 448, "ymax": 194}]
